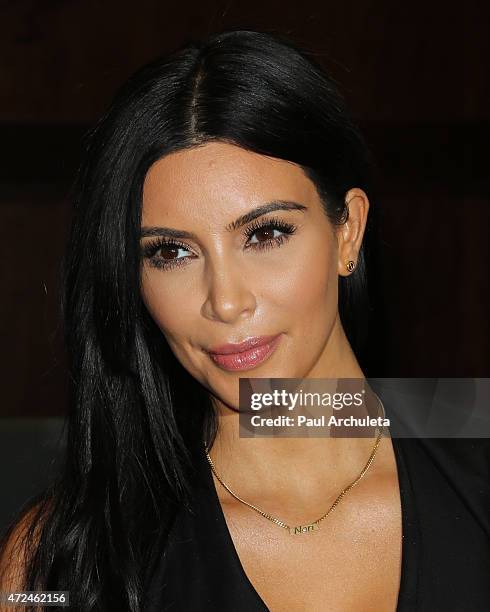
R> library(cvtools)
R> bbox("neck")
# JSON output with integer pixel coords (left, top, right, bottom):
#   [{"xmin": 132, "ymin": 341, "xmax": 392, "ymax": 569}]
[{"xmin": 206, "ymin": 317, "xmax": 384, "ymax": 509}]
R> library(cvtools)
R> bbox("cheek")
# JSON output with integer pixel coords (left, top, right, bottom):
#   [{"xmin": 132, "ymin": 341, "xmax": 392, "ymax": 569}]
[
  {"xmin": 140, "ymin": 273, "xmax": 212, "ymax": 384},
  {"xmin": 267, "ymin": 234, "xmax": 337, "ymax": 315},
  {"xmin": 140, "ymin": 274, "xmax": 194, "ymax": 344}
]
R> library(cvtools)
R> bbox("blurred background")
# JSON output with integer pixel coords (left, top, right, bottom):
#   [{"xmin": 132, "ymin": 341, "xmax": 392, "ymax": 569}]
[{"xmin": 0, "ymin": 0, "xmax": 488, "ymax": 529}]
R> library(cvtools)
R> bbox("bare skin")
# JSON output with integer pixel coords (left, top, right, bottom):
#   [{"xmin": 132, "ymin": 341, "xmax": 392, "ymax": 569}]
[{"xmin": 140, "ymin": 141, "xmax": 402, "ymax": 611}]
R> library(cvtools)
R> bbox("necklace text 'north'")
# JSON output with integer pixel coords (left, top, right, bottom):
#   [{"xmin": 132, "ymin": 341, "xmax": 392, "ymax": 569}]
[{"xmin": 290, "ymin": 523, "xmax": 319, "ymax": 535}]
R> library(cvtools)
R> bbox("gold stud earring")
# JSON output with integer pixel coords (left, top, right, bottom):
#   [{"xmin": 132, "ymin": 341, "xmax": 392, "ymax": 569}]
[{"xmin": 346, "ymin": 260, "xmax": 356, "ymax": 272}]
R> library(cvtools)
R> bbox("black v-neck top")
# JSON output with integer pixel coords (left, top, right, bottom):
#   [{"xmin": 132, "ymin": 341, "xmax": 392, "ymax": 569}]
[{"xmin": 143, "ymin": 434, "xmax": 490, "ymax": 611}]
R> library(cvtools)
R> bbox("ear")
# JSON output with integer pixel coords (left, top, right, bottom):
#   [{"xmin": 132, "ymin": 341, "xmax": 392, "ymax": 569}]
[{"xmin": 336, "ymin": 188, "xmax": 370, "ymax": 277}]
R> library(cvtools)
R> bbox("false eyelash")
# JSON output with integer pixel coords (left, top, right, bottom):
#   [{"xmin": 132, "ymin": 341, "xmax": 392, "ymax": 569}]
[
  {"xmin": 243, "ymin": 215, "xmax": 297, "ymax": 241},
  {"xmin": 141, "ymin": 237, "xmax": 193, "ymax": 270},
  {"xmin": 142, "ymin": 216, "xmax": 298, "ymax": 270}
]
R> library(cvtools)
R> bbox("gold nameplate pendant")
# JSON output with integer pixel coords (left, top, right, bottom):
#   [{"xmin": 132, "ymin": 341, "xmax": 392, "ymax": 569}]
[{"xmin": 289, "ymin": 523, "xmax": 319, "ymax": 535}]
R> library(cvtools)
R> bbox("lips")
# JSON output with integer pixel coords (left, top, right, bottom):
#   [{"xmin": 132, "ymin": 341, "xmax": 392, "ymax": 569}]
[
  {"xmin": 207, "ymin": 334, "xmax": 281, "ymax": 355},
  {"xmin": 205, "ymin": 333, "xmax": 283, "ymax": 371}
]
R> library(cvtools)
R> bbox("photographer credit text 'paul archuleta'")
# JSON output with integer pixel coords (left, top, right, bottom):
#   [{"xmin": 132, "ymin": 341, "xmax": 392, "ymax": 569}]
[{"xmin": 246, "ymin": 388, "xmax": 390, "ymax": 430}]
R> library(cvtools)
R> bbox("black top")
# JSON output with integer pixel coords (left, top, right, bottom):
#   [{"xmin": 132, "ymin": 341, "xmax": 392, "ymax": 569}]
[{"xmin": 143, "ymin": 434, "xmax": 490, "ymax": 611}]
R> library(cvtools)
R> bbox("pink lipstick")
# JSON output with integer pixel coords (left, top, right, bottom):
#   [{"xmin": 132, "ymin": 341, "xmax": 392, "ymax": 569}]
[{"xmin": 205, "ymin": 334, "xmax": 282, "ymax": 371}]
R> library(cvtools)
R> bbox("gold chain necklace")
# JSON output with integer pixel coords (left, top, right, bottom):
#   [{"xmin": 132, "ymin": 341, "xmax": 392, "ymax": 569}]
[{"xmin": 204, "ymin": 396, "xmax": 386, "ymax": 536}]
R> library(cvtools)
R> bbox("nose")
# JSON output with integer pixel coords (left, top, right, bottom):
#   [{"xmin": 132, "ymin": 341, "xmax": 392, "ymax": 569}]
[{"xmin": 200, "ymin": 256, "xmax": 257, "ymax": 324}]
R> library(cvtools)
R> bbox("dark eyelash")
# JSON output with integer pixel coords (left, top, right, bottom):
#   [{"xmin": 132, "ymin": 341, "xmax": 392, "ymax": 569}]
[
  {"xmin": 243, "ymin": 216, "xmax": 297, "ymax": 243},
  {"xmin": 141, "ymin": 216, "xmax": 297, "ymax": 270},
  {"xmin": 141, "ymin": 238, "xmax": 191, "ymax": 270}
]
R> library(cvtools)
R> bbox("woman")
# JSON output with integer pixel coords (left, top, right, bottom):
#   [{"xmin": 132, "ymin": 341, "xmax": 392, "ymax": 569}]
[{"xmin": 1, "ymin": 28, "xmax": 488, "ymax": 612}]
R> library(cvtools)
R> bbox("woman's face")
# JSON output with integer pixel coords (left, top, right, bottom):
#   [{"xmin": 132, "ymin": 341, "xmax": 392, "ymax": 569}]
[{"xmin": 140, "ymin": 141, "xmax": 356, "ymax": 409}]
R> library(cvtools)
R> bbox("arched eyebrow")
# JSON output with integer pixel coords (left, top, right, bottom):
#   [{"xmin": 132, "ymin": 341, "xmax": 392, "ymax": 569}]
[{"xmin": 140, "ymin": 200, "xmax": 307, "ymax": 239}]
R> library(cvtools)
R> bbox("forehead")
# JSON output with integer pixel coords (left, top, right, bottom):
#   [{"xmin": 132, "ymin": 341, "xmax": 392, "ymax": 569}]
[{"xmin": 141, "ymin": 141, "xmax": 318, "ymax": 225}]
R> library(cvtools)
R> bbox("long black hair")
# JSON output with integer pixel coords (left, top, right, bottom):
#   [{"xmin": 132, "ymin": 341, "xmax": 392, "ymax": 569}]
[{"xmin": 0, "ymin": 28, "xmax": 373, "ymax": 611}]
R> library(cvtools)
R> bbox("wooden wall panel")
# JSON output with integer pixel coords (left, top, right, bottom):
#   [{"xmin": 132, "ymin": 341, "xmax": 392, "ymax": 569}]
[
  {"xmin": 0, "ymin": 191, "xmax": 69, "ymax": 417},
  {"xmin": 0, "ymin": 0, "xmax": 487, "ymax": 122}
]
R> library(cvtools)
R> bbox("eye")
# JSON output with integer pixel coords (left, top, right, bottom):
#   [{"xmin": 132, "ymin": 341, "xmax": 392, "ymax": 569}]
[
  {"xmin": 244, "ymin": 216, "xmax": 297, "ymax": 251},
  {"xmin": 141, "ymin": 238, "xmax": 194, "ymax": 270},
  {"xmin": 141, "ymin": 216, "xmax": 298, "ymax": 271},
  {"xmin": 247, "ymin": 226, "xmax": 282, "ymax": 244}
]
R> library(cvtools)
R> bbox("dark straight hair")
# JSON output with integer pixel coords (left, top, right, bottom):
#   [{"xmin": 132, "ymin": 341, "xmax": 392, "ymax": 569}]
[{"xmin": 0, "ymin": 28, "xmax": 373, "ymax": 611}]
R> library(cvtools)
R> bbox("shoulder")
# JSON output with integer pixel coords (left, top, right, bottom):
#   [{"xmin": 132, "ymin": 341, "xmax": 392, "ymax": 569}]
[
  {"xmin": 396, "ymin": 437, "xmax": 490, "ymax": 486},
  {"xmin": 416, "ymin": 438, "xmax": 490, "ymax": 477},
  {"xmin": 399, "ymin": 437, "xmax": 490, "ymax": 535},
  {"xmin": 0, "ymin": 501, "xmax": 47, "ymax": 594}
]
